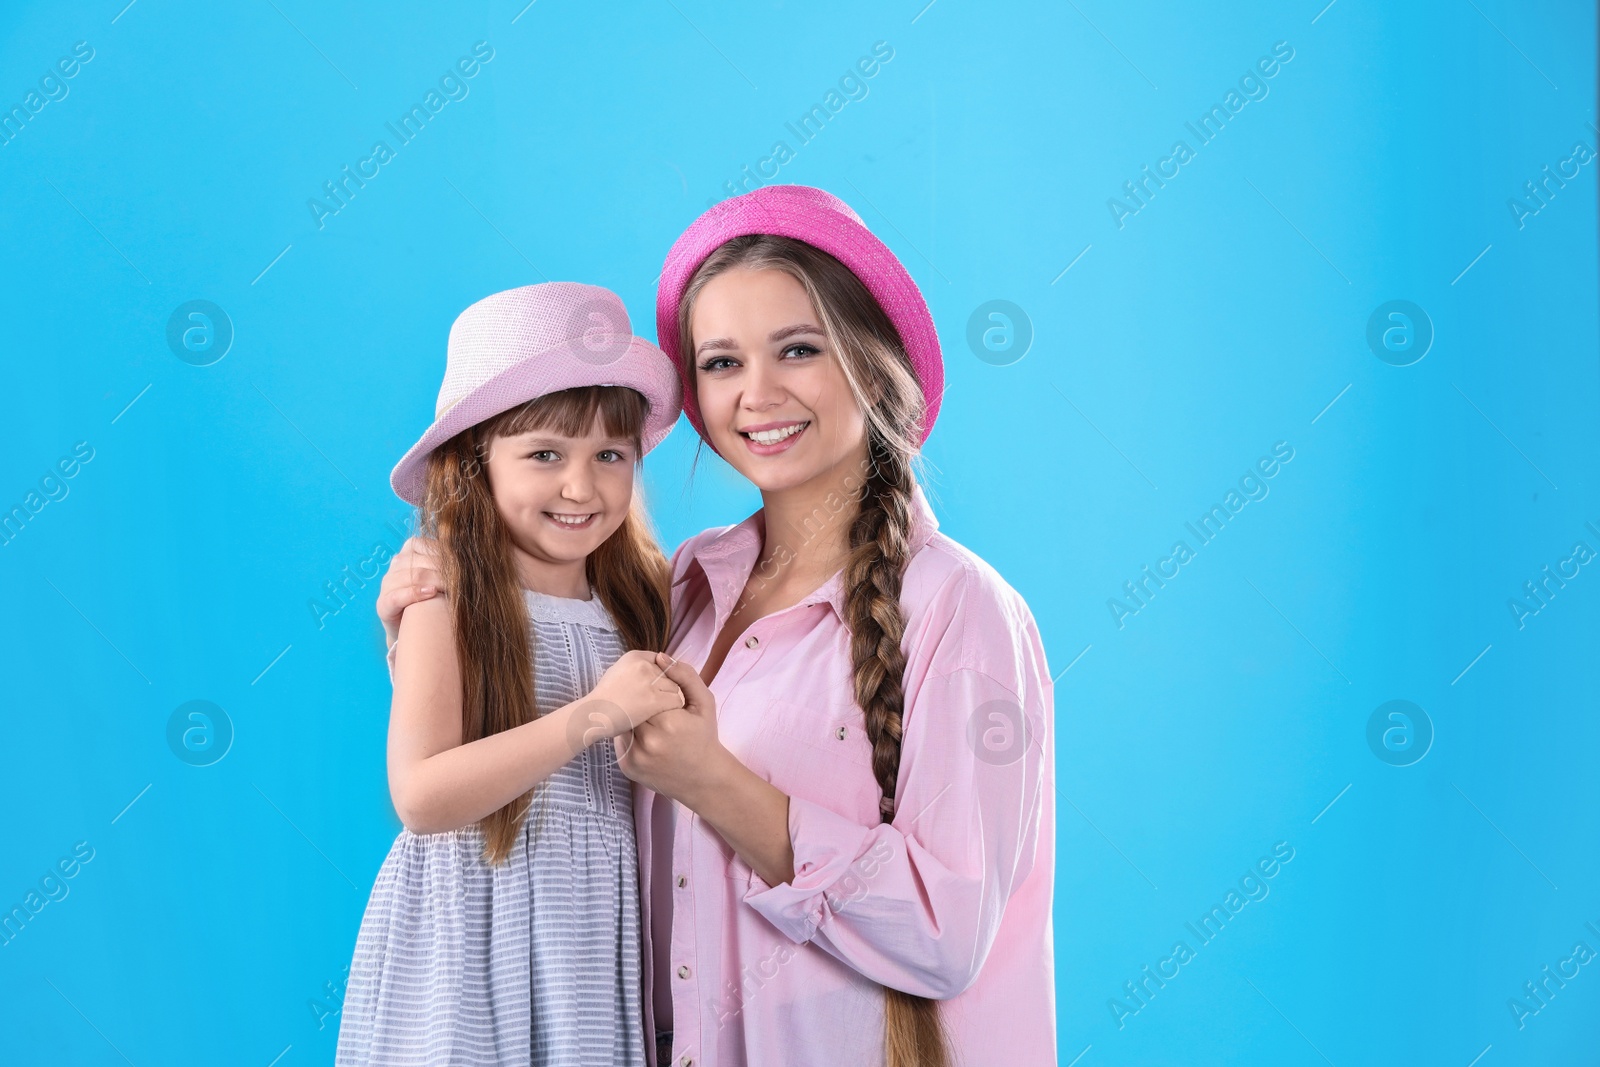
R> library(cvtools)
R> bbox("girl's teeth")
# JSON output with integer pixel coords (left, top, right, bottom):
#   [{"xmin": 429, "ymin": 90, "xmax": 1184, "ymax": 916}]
[
  {"xmin": 550, "ymin": 514, "xmax": 593, "ymax": 525},
  {"xmin": 747, "ymin": 423, "xmax": 805, "ymax": 445}
]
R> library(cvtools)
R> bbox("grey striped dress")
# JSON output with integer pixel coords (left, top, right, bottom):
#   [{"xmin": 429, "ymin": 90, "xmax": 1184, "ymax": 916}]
[{"xmin": 337, "ymin": 588, "xmax": 646, "ymax": 1066}]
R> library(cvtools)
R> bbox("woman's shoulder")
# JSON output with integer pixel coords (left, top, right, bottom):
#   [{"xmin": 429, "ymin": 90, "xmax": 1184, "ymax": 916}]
[
  {"xmin": 667, "ymin": 524, "xmax": 737, "ymax": 582},
  {"xmin": 906, "ymin": 529, "xmax": 1029, "ymax": 616},
  {"xmin": 901, "ymin": 529, "xmax": 1045, "ymax": 677}
]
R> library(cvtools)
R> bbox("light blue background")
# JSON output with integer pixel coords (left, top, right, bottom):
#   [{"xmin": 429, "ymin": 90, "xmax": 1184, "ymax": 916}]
[{"xmin": 1, "ymin": 1, "xmax": 1595, "ymax": 1064}]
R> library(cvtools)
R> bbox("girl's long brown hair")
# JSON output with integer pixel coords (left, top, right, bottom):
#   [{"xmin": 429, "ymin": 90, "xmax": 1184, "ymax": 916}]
[
  {"xmin": 678, "ymin": 235, "xmax": 952, "ymax": 1067},
  {"xmin": 417, "ymin": 385, "xmax": 671, "ymax": 866}
]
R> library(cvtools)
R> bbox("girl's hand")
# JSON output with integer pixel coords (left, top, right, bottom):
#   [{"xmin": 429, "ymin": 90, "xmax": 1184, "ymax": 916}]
[
  {"xmin": 584, "ymin": 650, "xmax": 686, "ymax": 742},
  {"xmin": 377, "ymin": 536, "xmax": 445, "ymax": 646},
  {"xmin": 623, "ymin": 655, "xmax": 796, "ymax": 887},
  {"xmin": 616, "ymin": 653, "xmax": 728, "ymax": 805}
]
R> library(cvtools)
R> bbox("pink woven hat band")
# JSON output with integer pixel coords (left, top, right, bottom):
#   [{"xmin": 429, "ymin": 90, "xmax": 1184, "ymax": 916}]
[
  {"xmin": 654, "ymin": 183, "xmax": 944, "ymax": 453},
  {"xmin": 390, "ymin": 282, "xmax": 683, "ymax": 506}
]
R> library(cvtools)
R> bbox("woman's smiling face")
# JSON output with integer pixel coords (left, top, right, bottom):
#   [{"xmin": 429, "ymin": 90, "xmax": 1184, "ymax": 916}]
[{"xmin": 689, "ymin": 267, "xmax": 868, "ymax": 493}]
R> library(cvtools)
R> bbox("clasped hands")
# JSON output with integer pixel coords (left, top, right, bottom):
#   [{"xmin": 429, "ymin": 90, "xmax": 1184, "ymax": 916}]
[
  {"xmin": 585, "ymin": 649, "xmax": 725, "ymax": 805},
  {"xmin": 376, "ymin": 534, "xmax": 724, "ymax": 806}
]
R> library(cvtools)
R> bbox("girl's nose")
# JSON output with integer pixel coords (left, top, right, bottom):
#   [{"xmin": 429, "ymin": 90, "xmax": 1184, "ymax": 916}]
[{"xmin": 560, "ymin": 469, "xmax": 595, "ymax": 501}]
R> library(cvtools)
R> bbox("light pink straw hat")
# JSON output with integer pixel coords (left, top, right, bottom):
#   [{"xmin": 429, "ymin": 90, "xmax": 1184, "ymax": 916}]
[
  {"xmin": 390, "ymin": 282, "xmax": 682, "ymax": 506},
  {"xmin": 655, "ymin": 184, "xmax": 944, "ymax": 453}
]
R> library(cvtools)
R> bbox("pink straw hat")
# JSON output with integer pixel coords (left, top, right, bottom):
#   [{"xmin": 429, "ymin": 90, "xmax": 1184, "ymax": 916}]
[
  {"xmin": 654, "ymin": 184, "xmax": 943, "ymax": 452},
  {"xmin": 390, "ymin": 282, "xmax": 682, "ymax": 506}
]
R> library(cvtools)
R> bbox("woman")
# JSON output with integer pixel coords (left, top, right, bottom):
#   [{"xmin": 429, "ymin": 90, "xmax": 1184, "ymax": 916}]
[{"xmin": 378, "ymin": 185, "xmax": 1057, "ymax": 1066}]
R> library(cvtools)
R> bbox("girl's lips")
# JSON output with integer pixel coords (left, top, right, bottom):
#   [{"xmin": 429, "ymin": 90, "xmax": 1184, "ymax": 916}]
[
  {"xmin": 739, "ymin": 420, "xmax": 809, "ymax": 456},
  {"xmin": 543, "ymin": 512, "xmax": 598, "ymax": 531}
]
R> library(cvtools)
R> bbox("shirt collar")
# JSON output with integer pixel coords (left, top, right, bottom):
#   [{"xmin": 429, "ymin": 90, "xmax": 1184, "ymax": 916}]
[{"xmin": 676, "ymin": 481, "xmax": 941, "ymax": 622}]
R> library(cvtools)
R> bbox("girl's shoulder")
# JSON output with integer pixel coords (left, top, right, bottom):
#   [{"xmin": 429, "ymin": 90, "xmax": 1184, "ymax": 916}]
[{"xmin": 395, "ymin": 589, "xmax": 457, "ymax": 651}]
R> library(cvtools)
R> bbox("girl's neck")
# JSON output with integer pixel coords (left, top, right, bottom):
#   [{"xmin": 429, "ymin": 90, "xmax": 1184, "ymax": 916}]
[{"xmin": 514, "ymin": 555, "xmax": 591, "ymax": 600}]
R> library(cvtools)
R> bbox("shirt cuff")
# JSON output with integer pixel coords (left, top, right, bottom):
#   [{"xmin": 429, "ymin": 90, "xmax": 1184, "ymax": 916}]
[{"xmin": 741, "ymin": 794, "xmax": 875, "ymax": 944}]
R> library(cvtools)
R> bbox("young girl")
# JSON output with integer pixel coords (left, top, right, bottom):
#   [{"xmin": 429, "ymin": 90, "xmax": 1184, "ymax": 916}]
[{"xmin": 336, "ymin": 282, "xmax": 684, "ymax": 1066}]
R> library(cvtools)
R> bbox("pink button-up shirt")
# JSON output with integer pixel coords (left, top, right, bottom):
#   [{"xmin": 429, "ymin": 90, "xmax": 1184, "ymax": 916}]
[{"xmin": 636, "ymin": 483, "xmax": 1057, "ymax": 1067}]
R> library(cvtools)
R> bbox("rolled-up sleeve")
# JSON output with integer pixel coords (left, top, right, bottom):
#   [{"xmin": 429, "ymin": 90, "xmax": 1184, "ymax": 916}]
[{"xmin": 741, "ymin": 568, "xmax": 1051, "ymax": 1000}]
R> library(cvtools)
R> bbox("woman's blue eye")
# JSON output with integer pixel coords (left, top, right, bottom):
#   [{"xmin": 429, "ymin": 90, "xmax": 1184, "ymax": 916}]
[{"xmin": 699, "ymin": 345, "xmax": 817, "ymax": 371}]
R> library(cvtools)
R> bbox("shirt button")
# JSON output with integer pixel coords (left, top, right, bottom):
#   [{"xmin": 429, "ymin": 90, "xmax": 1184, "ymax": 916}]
[
  {"xmin": 835, "ymin": 726, "xmax": 848, "ymax": 740},
  {"xmin": 745, "ymin": 635, "xmax": 760, "ymax": 649},
  {"xmin": 680, "ymin": 1058, "xmax": 693, "ymax": 1067},
  {"xmin": 676, "ymin": 874, "xmax": 687, "ymax": 888},
  {"xmin": 677, "ymin": 964, "xmax": 692, "ymax": 979}
]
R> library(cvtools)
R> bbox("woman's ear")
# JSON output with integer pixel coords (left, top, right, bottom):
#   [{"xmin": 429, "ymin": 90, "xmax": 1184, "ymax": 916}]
[
  {"xmin": 865, "ymin": 377, "xmax": 886, "ymax": 406},
  {"xmin": 847, "ymin": 354, "xmax": 886, "ymax": 408}
]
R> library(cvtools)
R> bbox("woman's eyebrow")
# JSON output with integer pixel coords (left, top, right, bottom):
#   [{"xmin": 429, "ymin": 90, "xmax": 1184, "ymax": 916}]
[
  {"xmin": 695, "ymin": 336, "xmax": 738, "ymax": 356},
  {"xmin": 767, "ymin": 323, "xmax": 824, "ymax": 343},
  {"xmin": 695, "ymin": 323, "xmax": 824, "ymax": 356}
]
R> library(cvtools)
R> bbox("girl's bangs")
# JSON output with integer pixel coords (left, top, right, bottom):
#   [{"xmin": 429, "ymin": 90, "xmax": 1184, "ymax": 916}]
[{"xmin": 488, "ymin": 386, "xmax": 648, "ymax": 444}]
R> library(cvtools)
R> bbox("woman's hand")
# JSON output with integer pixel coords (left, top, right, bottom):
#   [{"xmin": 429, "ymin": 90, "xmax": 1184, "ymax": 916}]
[
  {"xmin": 377, "ymin": 536, "xmax": 446, "ymax": 646},
  {"xmin": 623, "ymin": 653, "xmax": 796, "ymax": 886},
  {"xmin": 580, "ymin": 650, "xmax": 687, "ymax": 744},
  {"xmin": 616, "ymin": 653, "xmax": 730, "ymax": 805}
]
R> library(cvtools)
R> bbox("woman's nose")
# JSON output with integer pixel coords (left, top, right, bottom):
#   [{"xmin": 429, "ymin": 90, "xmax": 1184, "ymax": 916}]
[{"xmin": 741, "ymin": 358, "xmax": 786, "ymax": 409}]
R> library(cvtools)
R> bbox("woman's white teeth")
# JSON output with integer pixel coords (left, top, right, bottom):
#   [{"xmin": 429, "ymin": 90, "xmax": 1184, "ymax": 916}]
[
  {"xmin": 747, "ymin": 423, "xmax": 806, "ymax": 445},
  {"xmin": 549, "ymin": 513, "xmax": 594, "ymax": 525}
]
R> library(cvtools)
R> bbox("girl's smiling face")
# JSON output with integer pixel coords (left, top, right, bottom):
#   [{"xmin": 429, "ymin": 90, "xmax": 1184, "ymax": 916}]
[
  {"xmin": 689, "ymin": 267, "xmax": 868, "ymax": 493},
  {"xmin": 481, "ymin": 414, "xmax": 636, "ymax": 586}
]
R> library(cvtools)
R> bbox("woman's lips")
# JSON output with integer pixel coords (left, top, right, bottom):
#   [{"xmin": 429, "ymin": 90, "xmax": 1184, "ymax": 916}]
[{"xmin": 738, "ymin": 420, "xmax": 809, "ymax": 456}]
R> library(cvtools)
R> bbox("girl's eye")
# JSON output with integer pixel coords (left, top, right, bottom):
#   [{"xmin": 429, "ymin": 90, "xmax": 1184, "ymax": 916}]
[
  {"xmin": 698, "ymin": 355, "xmax": 738, "ymax": 373},
  {"xmin": 528, "ymin": 450, "xmax": 558, "ymax": 462},
  {"xmin": 782, "ymin": 343, "xmax": 820, "ymax": 359},
  {"xmin": 597, "ymin": 449, "xmax": 626, "ymax": 463}
]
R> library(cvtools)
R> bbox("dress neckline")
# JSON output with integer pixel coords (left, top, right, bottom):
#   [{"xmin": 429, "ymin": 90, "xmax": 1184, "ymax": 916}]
[{"xmin": 522, "ymin": 586, "xmax": 618, "ymax": 631}]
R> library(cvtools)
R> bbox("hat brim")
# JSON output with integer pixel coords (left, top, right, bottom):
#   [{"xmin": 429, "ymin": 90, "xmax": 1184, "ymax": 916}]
[
  {"xmin": 389, "ymin": 336, "xmax": 682, "ymax": 507},
  {"xmin": 654, "ymin": 185, "xmax": 943, "ymax": 457}
]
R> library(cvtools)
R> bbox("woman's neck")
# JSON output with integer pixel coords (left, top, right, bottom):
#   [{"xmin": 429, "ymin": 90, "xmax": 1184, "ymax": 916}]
[{"xmin": 754, "ymin": 449, "xmax": 876, "ymax": 591}]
